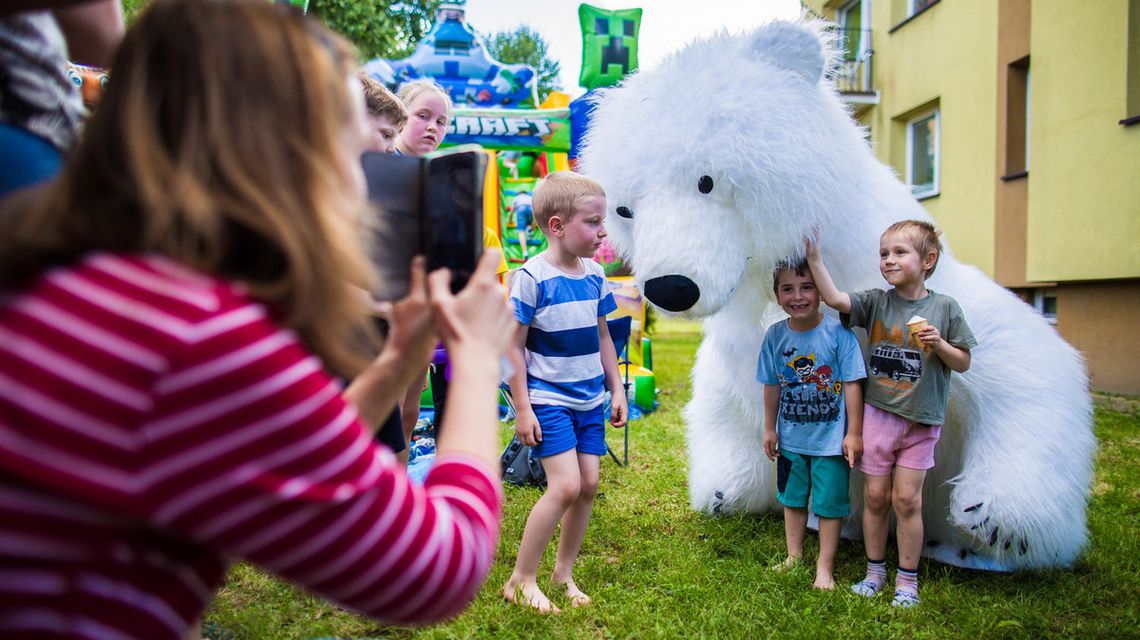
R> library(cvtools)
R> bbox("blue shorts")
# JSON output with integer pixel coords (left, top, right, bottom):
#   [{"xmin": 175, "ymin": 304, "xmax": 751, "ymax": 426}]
[
  {"xmin": 515, "ymin": 204, "xmax": 533, "ymax": 230},
  {"xmin": 531, "ymin": 404, "xmax": 606, "ymax": 458},
  {"xmin": 0, "ymin": 123, "xmax": 62, "ymax": 197},
  {"xmin": 776, "ymin": 451, "xmax": 850, "ymax": 518}
]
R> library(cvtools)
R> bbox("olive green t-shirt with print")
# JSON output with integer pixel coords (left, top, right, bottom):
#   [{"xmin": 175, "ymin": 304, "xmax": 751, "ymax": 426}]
[{"xmin": 843, "ymin": 289, "xmax": 977, "ymax": 425}]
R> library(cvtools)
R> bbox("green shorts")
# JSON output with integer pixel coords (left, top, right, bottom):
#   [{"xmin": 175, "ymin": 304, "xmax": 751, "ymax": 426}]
[{"xmin": 776, "ymin": 451, "xmax": 851, "ymax": 518}]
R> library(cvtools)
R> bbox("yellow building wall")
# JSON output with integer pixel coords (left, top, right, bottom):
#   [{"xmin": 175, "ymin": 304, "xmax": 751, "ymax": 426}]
[
  {"xmin": 878, "ymin": 0, "xmax": 999, "ymax": 275},
  {"xmin": 1025, "ymin": 1, "xmax": 1140, "ymax": 282},
  {"xmin": 808, "ymin": 0, "xmax": 1140, "ymax": 393},
  {"xmin": 809, "ymin": 0, "xmax": 1000, "ymax": 275}
]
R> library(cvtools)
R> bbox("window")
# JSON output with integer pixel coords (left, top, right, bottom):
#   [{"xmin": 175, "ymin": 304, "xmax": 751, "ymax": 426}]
[
  {"xmin": 1004, "ymin": 58, "xmax": 1030, "ymax": 177},
  {"xmin": 909, "ymin": 0, "xmax": 938, "ymax": 16},
  {"xmin": 836, "ymin": 0, "xmax": 873, "ymax": 93},
  {"xmin": 1033, "ymin": 289, "xmax": 1057, "ymax": 324},
  {"xmin": 906, "ymin": 110, "xmax": 939, "ymax": 198},
  {"xmin": 839, "ymin": 0, "xmax": 866, "ymax": 62},
  {"xmin": 890, "ymin": 0, "xmax": 938, "ymax": 32}
]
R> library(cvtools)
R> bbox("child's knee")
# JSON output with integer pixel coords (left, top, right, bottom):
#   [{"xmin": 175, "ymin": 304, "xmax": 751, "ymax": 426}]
[
  {"xmin": 578, "ymin": 476, "xmax": 599, "ymax": 500},
  {"xmin": 864, "ymin": 486, "xmax": 891, "ymax": 512},
  {"xmin": 892, "ymin": 487, "xmax": 922, "ymax": 516},
  {"xmin": 547, "ymin": 478, "xmax": 582, "ymax": 505}
]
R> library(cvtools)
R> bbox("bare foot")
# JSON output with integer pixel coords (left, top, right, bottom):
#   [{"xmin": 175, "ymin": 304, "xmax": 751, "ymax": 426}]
[
  {"xmin": 553, "ymin": 576, "xmax": 591, "ymax": 608},
  {"xmin": 770, "ymin": 556, "xmax": 801, "ymax": 572},
  {"xmin": 503, "ymin": 578, "xmax": 560, "ymax": 614},
  {"xmin": 813, "ymin": 570, "xmax": 836, "ymax": 590}
]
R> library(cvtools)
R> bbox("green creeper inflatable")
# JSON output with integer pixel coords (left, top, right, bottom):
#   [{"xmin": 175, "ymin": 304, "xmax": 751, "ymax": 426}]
[{"xmin": 577, "ymin": 4, "xmax": 642, "ymax": 90}]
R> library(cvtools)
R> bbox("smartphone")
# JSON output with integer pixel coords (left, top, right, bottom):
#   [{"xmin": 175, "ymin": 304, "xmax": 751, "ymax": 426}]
[{"xmin": 362, "ymin": 148, "xmax": 486, "ymax": 300}]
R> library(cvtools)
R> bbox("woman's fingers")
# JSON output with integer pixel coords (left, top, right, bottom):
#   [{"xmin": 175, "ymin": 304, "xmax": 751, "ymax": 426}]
[
  {"xmin": 426, "ymin": 266, "xmax": 453, "ymax": 303},
  {"xmin": 471, "ymin": 249, "xmax": 503, "ymax": 282},
  {"xmin": 407, "ymin": 255, "xmax": 428, "ymax": 297}
]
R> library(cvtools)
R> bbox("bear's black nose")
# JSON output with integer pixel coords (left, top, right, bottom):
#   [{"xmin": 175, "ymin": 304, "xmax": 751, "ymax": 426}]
[{"xmin": 644, "ymin": 275, "xmax": 700, "ymax": 312}]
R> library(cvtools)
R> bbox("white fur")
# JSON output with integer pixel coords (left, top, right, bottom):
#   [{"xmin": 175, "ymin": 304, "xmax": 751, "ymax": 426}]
[{"xmin": 579, "ymin": 20, "xmax": 1095, "ymax": 570}]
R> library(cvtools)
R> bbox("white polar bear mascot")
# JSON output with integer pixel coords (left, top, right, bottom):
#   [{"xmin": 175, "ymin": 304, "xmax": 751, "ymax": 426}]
[{"xmin": 579, "ymin": 20, "xmax": 1095, "ymax": 570}]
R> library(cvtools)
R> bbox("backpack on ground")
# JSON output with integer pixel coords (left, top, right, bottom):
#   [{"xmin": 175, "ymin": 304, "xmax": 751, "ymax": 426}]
[{"xmin": 500, "ymin": 434, "xmax": 546, "ymax": 487}]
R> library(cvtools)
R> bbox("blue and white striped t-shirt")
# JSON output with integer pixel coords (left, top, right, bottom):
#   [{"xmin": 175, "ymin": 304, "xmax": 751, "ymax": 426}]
[{"xmin": 510, "ymin": 254, "xmax": 618, "ymax": 410}]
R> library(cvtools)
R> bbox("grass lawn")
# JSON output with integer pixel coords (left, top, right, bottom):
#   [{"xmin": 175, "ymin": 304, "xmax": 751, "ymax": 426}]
[{"xmin": 206, "ymin": 319, "xmax": 1140, "ymax": 639}]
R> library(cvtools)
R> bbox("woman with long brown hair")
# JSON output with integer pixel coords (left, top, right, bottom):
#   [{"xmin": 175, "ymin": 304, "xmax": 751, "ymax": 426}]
[{"xmin": 0, "ymin": 1, "xmax": 513, "ymax": 637}]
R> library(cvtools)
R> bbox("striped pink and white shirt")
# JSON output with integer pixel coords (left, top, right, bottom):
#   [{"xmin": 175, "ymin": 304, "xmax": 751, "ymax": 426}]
[{"xmin": 0, "ymin": 253, "xmax": 503, "ymax": 639}]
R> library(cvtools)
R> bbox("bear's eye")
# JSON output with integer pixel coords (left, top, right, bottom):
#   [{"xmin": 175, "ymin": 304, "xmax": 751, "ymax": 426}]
[
  {"xmin": 616, "ymin": 206, "xmax": 633, "ymax": 219},
  {"xmin": 698, "ymin": 175, "xmax": 714, "ymax": 194}
]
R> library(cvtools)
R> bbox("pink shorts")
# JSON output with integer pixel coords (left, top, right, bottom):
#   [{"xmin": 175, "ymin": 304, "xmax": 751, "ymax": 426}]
[{"xmin": 859, "ymin": 403, "xmax": 942, "ymax": 476}]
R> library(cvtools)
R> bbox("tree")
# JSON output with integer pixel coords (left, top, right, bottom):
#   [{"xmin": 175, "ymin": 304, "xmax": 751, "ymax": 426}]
[
  {"xmin": 310, "ymin": 0, "xmax": 440, "ymax": 60},
  {"xmin": 121, "ymin": 1, "xmax": 441, "ymax": 61},
  {"xmin": 120, "ymin": 0, "xmax": 147, "ymax": 25},
  {"xmin": 380, "ymin": 0, "xmax": 441, "ymax": 59},
  {"xmin": 482, "ymin": 25, "xmax": 562, "ymax": 101}
]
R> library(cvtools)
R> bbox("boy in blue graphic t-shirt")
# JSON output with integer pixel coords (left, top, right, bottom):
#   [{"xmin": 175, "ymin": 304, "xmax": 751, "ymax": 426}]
[
  {"xmin": 503, "ymin": 172, "xmax": 627, "ymax": 613},
  {"xmin": 758, "ymin": 258, "xmax": 866, "ymax": 590}
]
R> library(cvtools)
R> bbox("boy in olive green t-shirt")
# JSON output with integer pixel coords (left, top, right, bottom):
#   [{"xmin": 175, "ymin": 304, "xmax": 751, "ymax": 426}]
[{"xmin": 807, "ymin": 220, "xmax": 976, "ymax": 608}]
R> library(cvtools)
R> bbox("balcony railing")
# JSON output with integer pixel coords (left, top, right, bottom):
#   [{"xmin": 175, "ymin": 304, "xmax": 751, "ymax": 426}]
[{"xmin": 828, "ymin": 27, "xmax": 876, "ymax": 100}]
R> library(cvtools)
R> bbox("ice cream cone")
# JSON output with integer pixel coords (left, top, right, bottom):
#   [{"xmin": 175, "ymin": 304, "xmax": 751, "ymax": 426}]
[{"xmin": 907, "ymin": 316, "xmax": 929, "ymax": 350}]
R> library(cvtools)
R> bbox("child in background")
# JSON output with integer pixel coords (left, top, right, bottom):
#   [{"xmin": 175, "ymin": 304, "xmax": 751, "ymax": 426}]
[
  {"xmin": 395, "ymin": 78, "xmax": 450, "ymax": 157},
  {"xmin": 758, "ymin": 258, "xmax": 865, "ymax": 590},
  {"xmin": 357, "ymin": 72, "xmax": 413, "ymax": 463},
  {"xmin": 503, "ymin": 172, "xmax": 627, "ymax": 613},
  {"xmin": 511, "ymin": 189, "xmax": 535, "ymax": 258},
  {"xmin": 393, "ymin": 78, "xmax": 509, "ymax": 447},
  {"xmin": 358, "ymin": 72, "xmax": 406, "ymax": 154},
  {"xmin": 0, "ymin": 1, "xmax": 123, "ymax": 199},
  {"xmin": 806, "ymin": 220, "xmax": 976, "ymax": 607}
]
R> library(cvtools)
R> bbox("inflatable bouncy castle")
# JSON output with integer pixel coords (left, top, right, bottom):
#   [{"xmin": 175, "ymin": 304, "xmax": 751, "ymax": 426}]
[
  {"xmin": 363, "ymin": 1, "xmax": 571, "ymax": 267},
  {"xmin": 365, "ymin": 1, "xmax": 656, "ymax": 418},
  {"xmin": 362, "ymin": 2, "xmax": 538, "ymax": 108}
]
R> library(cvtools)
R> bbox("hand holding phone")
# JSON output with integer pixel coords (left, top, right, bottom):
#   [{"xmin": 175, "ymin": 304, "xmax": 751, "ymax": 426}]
[
  {"xmin": 362, "ymin": 148, "xmax": 486, "ymax": 300},
  {"xmin": 428, "ymin": 250, "xmax": 515, "ymax": 362},
  {"xmin": 382, "ymin": 256, "xmax": 437, "ymax": 372}
]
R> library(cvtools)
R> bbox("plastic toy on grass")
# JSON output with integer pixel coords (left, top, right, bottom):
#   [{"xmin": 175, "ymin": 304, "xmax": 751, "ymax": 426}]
[{"xmin": 605, "ymin": 278, "xmax": 657, "ymax": 414}]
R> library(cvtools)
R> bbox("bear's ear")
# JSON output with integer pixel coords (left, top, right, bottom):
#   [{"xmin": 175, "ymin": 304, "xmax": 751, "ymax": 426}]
[{"xmin": 746, "ymin": 21, "xmax": 826, "ymax": 85}]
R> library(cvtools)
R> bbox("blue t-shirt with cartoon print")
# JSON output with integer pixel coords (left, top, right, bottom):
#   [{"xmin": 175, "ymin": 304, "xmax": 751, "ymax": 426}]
[{"xmin": 757, "ymin": 315, "xmax": 866, "ymax": 456}]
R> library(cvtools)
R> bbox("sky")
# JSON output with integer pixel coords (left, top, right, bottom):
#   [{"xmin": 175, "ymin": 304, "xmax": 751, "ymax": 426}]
[{"xmin": 460, "ymin": 0, "xmax": 803, "ymax": 99}]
